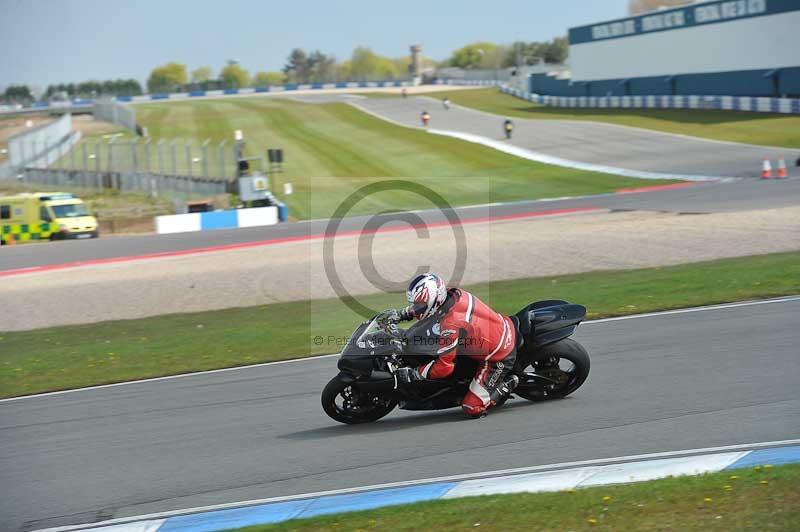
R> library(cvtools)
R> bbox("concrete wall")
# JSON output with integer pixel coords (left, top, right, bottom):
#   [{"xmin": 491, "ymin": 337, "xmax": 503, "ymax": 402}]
[
  {"xmin": 7, "ymin": 114, "xmax": 75, "ymax": 168},
  {"xmin": 155, "ymin": 206, "xmax": 279, "ymax": 234}
]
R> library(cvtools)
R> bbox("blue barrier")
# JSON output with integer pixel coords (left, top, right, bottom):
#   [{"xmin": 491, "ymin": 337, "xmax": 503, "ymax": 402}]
[
  {"xmin": 528, "ymin": 67, "xmax": 800, "ymax": 99},
  {"xmin": 7, "ymin": 79, "xmax": 413, "ymax": 113},
  {"xmin": 501, "ymin": 85, "xmax": 800, "ymax": 115},
  {"xmin": 275, "ymin": 202, "xmax": 288, "ymax": 222},
  {"xmin": 200, "ymin": 210, "xmax": 238, "ymax": 230}
]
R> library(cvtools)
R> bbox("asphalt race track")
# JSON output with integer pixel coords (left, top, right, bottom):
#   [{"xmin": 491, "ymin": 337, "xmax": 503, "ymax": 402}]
[
  {"xmin": 351, "ymin": 95, "xmax": 800, "ymax": 179},
  {"xmin": 2, "ymin": 178, "xmax": 800, "ymax": 273},
  {"xmin": 2, "ymin": 298, "xmax": 798, "ymax": 531}
]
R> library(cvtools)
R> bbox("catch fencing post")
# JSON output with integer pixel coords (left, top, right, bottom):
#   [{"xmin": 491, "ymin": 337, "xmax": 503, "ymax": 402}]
[
  {"xmin": 144, "ymin": 138, "xmax": 151, "ymax": 173},
  {"xmin": 169, "ymin": 139, "xmax": 177, "ymax": 174},
  {"xmin": 107, "ymin": 137, "xmax": 114, "ymax": 172},
  {"xmin": 82, "ymin": 143, "xmax": 88, "ymax": 174},
  {"xmin": 185, "ymin": 141, "xmax": 192, "ymax": 177},
  {"xmin": 94, "ymin": 140, "xmax": 100, "ymax": 175},
  {"xmin": 157, "ymin": 139, "xmax": 165, "ymax": 174},
  {"xmin": 130, "ymin": 138, "xmax": 138, "ymax": 174},
  {"xmin": 201, "ymin": 138, "xmax": 210, "ymax": 178},
  {"xmin": 219, "ymin": 140, "xmax": 227, "ymax": 179},
  {"xmin": 42, "ymin": 138, "xmax": 49, "ymax": 169}
]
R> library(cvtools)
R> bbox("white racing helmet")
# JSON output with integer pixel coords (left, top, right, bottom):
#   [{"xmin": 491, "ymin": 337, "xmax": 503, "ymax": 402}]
[{"xmin": 406, "ymin": 273, "xmax": 447, "ymax": 320}]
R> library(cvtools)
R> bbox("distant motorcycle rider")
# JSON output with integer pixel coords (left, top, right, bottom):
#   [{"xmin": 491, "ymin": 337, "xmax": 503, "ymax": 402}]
[
  {"xmin": 421, "ymin": 110, "xmax": 431, "ymax": 126},
  {"xmin": 380, "ymin": 273, "xmax": 519, "ymax": 418},
  {"xmin": 503, "ymin": 118, "xmax": 514, "ymax": 139}
]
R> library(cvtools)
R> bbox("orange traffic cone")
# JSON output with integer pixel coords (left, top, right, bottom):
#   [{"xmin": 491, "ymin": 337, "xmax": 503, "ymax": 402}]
[
  {"xmin": 776, "ymin": 157, "xmax": 788, "ymax": 179},
  {"xmin": 761, "ymin": 158, "xmax": 773, "ymax": 179}
]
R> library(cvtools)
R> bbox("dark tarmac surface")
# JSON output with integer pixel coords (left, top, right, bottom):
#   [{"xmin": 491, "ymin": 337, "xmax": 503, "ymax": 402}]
[{"xmin": 2, "ymin": 298, "xmax": 798, "ymax": 531}]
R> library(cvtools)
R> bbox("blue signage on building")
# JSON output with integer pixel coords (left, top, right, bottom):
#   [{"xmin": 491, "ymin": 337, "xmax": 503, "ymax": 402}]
[{"xmin": 569, "ymin": 0, "xmax": 799, "ymax": 44}]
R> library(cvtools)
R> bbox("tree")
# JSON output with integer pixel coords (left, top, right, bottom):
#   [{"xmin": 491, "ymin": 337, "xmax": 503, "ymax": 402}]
[
  {"xmin": 349, "ymin": 47, "xmax": 398, "ymax": 81},
  {"xmin": 448, "ymin": 42, "xmax": 503, "ymax": 69},
  {"xmin": 219, "ymin": 62, "xmax": 250, "ymax": 89},
  {"xmin": 337, "ymin": 60, "xmax": 353, "ymax": 81},
  {"xmin": 503, "ymin": 37, "xmax": 568, "ymax": 67},
  {"xmin": 4, "ymin": 85, "xmax": 33, "ymax": 103},
  {"xmin": 307, "ymin": 50, "xmax": 337, "ymax": 83},
  {"xmin": 253, "ymin": 71, "xmax": 286, "ymax": 87},
  {"xmin": 191, "ymin": 66, "xmax": 213, "ymax": 84},
  {"xmin": 542, "ymin": 37, "xmax": 568, "ymax": 64},
  {"xmin": 283, "ymin": 48, "xmax": 310, "ymax": 83},
  {"xmin": 147, "ymin": 62, "xmax": 188, "ymax": 93}
]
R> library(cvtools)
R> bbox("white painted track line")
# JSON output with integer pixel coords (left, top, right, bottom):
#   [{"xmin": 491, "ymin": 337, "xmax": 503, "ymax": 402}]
[{"xmin": 33, "ymin": 439, "xmax": 800, "ymax": 532}]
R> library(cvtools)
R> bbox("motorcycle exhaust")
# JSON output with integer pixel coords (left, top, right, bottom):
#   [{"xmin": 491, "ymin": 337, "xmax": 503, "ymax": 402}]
[{"xmin": 351, "ymin": 371, "xmax": 398, "ymax": 393}]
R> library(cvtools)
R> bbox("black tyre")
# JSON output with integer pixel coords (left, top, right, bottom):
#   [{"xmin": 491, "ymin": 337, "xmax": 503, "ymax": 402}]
[
  {"xmin": 515, "ymin": 338, "xmax": 590, "ymax": 402},
  {"xmin": 321, "ymin": 375, "xmax": 397, "ymax": 424}
]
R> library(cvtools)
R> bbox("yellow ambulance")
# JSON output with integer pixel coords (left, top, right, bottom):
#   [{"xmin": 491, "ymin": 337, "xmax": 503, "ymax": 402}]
[{"xmin": 0, "ymin": 192, "xmax": 99, "ymax": 245}]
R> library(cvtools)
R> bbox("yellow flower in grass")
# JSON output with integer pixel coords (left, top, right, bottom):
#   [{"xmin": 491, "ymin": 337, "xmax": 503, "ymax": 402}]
[
  {"xmin": 587, "ymin": 518, "xmax": 598, "ymax": 525},
  {"xmin": 760, "ymin": 480, "xmax": 769, "ymax": 485},
  {"xmin": 704, "ymin": 497, "xmax": 713, "ymax": 502},
  {"xmin": 602, "ymin": 496, "xmax": 612, "ymax": 502}
]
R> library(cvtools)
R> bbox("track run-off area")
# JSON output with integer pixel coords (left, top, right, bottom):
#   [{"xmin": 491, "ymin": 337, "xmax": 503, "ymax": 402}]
[{"xmin": 1, "ymin": 297, "xmax": 798, "ymax": 531}]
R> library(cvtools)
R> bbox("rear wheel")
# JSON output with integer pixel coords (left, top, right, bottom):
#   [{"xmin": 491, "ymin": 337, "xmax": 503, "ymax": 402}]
[
  {"xmin": 321, "ymin": 375, "xmax": 397, "ymax": 424},
  {"xmin": 515, "ymin": 338, "xmax": 590, "ymax": 402}
]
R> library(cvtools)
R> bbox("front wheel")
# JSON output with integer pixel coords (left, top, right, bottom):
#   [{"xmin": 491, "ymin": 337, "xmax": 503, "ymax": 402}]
[
  {"xmin": 321, "ymin": 375, "xmax": 397, "ymax": 424},
  {"xmin": 515, "ymin": 338, "xmax": 590, "ymax": 402}
]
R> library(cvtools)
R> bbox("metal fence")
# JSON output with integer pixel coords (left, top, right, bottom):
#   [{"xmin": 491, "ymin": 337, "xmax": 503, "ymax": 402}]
[
  {"xmin": 8, "ymin": 135, "xmax": 250, "ymax": 200},
  {"xmin": 93, "ymin": 100, "xmax": 137, "ymax": 132},
  {"xmin": 6, "ymin": 114, "xmax": 77, "ymax": 167},
  {"xmin": 20, "ymin": 168, "xmax": 230, "ymax": 200},
  {"xmin": 6, "ymin": 133, "xmax": 275, "ymax": 200},
  {"xmin": 22, "ymin": 136, "xmax": 240, "ymax": 179}
]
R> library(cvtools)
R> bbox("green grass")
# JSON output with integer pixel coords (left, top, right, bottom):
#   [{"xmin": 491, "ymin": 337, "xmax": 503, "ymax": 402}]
[
  {"xmin": 129, "ymin": 97, "xmax": 672, "ymax": 219},
  {"xmin": 1, "ymin": 251, "xmax": 798, "ymax": 398},
  {"xmin": 422, "ymin": 88, "xmax": 800, "ymax": 149},
  {"xmin": 229, "ymin": 463, "xmax": 800, "ymax": 532}
]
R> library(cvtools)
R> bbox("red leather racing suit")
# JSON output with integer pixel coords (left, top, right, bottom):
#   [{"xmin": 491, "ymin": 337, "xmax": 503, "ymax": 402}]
[{"xmin": 415, "ymin": 289, "xmax": 517, "ymax": 416}]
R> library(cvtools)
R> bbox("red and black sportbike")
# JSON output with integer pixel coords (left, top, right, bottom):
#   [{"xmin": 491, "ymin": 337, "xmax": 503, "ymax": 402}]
[{"xmin": 321, "ymin": 300, "xmax": 590, "ymax": 424}]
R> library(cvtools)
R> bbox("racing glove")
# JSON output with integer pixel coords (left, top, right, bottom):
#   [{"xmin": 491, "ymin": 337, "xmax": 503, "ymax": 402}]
[
  {"xmin": 377, "ymin": 308, "xmax": 413, "ymax": 330},
  {"xmin": 396, "ymin": 367, "xmax": 423, "ymax": 384}
]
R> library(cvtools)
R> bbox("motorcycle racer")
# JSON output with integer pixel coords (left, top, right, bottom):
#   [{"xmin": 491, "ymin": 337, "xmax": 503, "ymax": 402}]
[{"xmin": 381, "ymin": 273, "xmax": 519, "ymax": 418}]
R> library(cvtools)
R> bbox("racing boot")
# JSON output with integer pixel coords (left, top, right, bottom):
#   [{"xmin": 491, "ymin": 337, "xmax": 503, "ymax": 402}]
[
  {"xmin": 468, "ymin": 375, "xmax": 520, "ymax": 419},
  {"xmin": 492, "ymin": 374, "xmax": 519, "ymax": 406}
]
